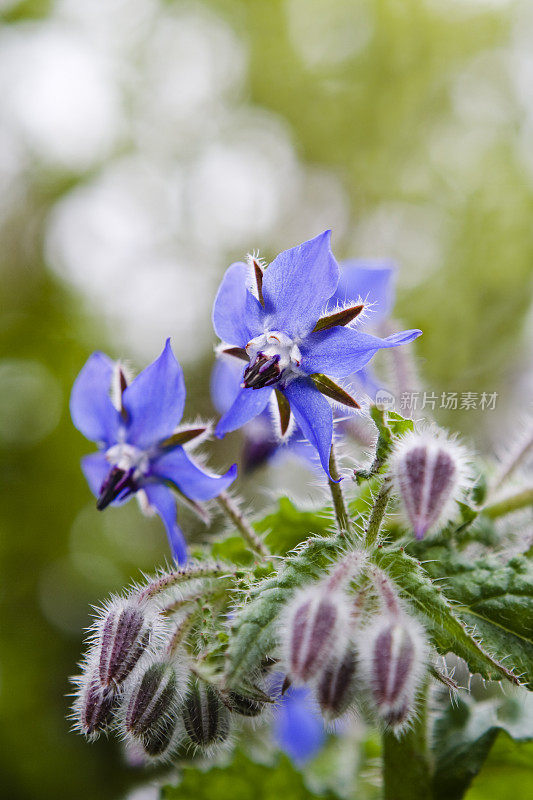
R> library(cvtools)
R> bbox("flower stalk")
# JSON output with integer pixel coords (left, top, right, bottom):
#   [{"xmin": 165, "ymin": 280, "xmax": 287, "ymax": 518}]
[
  {"xmin": 364, "ymin": 479, "xmax": 392, "ymax": 548},
  {"xmin": 328, "ymin": 444, "xmax": 350, "ymax": 534},
  {"xmin": 482, "ymin": 487, "xmax": 533, "ymax": 520},
  {"xmin": 216, "ymin": 491, "xmax": 271, "ymax": 559}
]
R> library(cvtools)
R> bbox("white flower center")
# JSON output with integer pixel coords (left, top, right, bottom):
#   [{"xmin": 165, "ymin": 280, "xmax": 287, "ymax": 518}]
[
  {"xmin": 105, "ymin": 442, "xmax": 149, "ymax": 479},
  {"xmin": 245, "ymin": 331, "xmax": 302, "ymax": 375}
]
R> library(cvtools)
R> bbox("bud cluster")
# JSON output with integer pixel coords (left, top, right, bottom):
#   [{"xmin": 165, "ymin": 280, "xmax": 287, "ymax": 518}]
[
  {"xmin": 70, "ymin": 564, "xmax": 268, "ymax": 763},
  {"xmin": 279, "ymin": 557, "xmax": 428, "ymax": 732}
]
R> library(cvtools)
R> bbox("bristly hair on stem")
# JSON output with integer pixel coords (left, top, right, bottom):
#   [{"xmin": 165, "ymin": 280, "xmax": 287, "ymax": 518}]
[{"xmin": 216, "ymin": 491, "xmax": 271, "ymax": 559}]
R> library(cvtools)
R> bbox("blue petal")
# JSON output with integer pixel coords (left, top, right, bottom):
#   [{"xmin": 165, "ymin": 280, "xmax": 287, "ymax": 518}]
[
  {"xmin": 70, "ymin": 352, "xmax": 119, "ymax": 445},
  {"xmin": 274, "ymin": 687, "xmax": 325, "ymax": 764},
  {"xmin": 212, "ymin": 262, "xmax": 264, "ymax": 347},
  {"xmin": 262, "ymin": 231, "xmax": 340, "ymax": 338},
  {"xmin": 143, "ymin": 483, "xmax": 188, "ymax": 564},
  {"xmin": 81, "ymin": 452, "xmax": 110, "ymax": 496},
  {"xmin": 122, "ymin": 339, "xmax": 185, "ymax": 450},
  {"xmin": 353, "ymin": 365, "xmax": 382, "ymax": 400},
  {"xmin": 333, "ymin": 260, "xmax": 395, "ymax": 321},
  {"xmin": 151, "ymin": 447, "xmax": 237, "ymax": 501},
  {"xmin": 210, "ymin": 356, "xmax": 243, "ymax": 415},
  {"xmin": 300, "ymin": 327, "xmax": 422, "ymax": 378},
  {"xmin": 215, "ymin": 384, "xmax": 273, "ymax": 437},
  {"xmin": 283, "ymin": 378, "xmax": 333, "ymax": 478}
]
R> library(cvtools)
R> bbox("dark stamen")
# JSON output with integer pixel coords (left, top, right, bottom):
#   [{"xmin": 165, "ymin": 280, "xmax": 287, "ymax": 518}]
[
  {"xmin": 242, "ymin": 354, "xmax": 282, "ymax": 389},
  {"xmin": 97, "ymin": 466, "xmax": 137, "ymax": 510}
]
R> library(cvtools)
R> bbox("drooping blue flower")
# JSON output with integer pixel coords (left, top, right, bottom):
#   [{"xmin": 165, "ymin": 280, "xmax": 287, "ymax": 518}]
[
  {"xmin": 270, "ymin": 678, "xmax": 326, "ymax": 764},
  {"xmin": 212, "ymin": 232, "xmax": 421, "ymax": 477},
  {"xmin": 70, "ymin": 339, "xmax": 237, "ymax": 563}
]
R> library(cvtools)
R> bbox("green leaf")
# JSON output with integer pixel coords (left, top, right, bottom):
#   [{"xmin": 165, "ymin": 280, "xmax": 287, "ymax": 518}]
[
  {"xmin": 161, "ymin": 751, "xmax": 336, "ymax": 800},
  {"xmin": 224, "ymin": 534, "xmax": 342, "ymax": 688},
  {"xmin": 211, "ymin": 536, "xmax": 255, "ymax": 566},
  {"xmin": 256, "ymin": 497, "xmax": 334, "ymax": 556},
  {"xmin": 465, "ymin": 737, "xmax": 533, "ymax": 800},
  {"xmin": 373, "ymin": 547, "xmax": 520, "ymax": 686},
  {"xmin": 432, "ymin": 692, "xmax": 533, "ymax": 800},
  {"xmin": 416, "ymin": 549, "xmax": 533, "ymax": 689}
]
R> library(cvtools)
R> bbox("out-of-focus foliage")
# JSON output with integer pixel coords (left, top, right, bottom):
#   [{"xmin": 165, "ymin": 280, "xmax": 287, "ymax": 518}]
[{"xmin": 1, "ymin": 0, "xmax": 533, "ymax": 799}]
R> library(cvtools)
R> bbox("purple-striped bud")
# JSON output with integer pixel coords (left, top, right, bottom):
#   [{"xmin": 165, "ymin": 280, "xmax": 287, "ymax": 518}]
[
  {"xmin": 391, "ymin": 430, "xmax": 470, "ymax": 539},
  {"xmin": 97, "ymin": 598, "xmax": 153, "ymax": 687},
  {"xmin": 181, "ymin": 679, "xmax": 231, "ymax": 748},
  {"xmin": 281, "ymin": 585, "xmax": 351, "ymax": 685},
  {"xmin": 125, "ymin": 661, "xmax": 179, "ymax": 738},
  {"xmin": 360, "ymin": 614, "xmax": 427, "ymax": 730},
  {"xmin": 316, "ymin": 646, "xmax": 359, "ymax": 720},
  {"xmin": 71, "ymin": 668, "xmax": 117, "ymax": 739}
]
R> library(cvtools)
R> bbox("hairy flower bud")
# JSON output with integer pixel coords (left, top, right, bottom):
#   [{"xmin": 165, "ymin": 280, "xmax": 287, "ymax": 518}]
[
  {"xmin": 391, "ymin": 430, "xmax": 470, "ymax": 539},
  {"xmin": 97, "ymin": 598, "xmax": 152, "ymax": 687},
  {"xmin": 140, "ymin": 713, "xmax": 178, "ymax": 759},
  {"xmin": 71, "ymin": 668, "xmax": 117, "ymax": 739},
  {"xmin": 359, "ymin": 614, "xmax": 427, "ymax": 730},
  {"xmin": 316, "ymin": 647, "xmax": 359, "ymax": 720},
  {"xmin": 125, "ymin": 661, "xmax": 179, "ymax": 738},
  {"xmin": 225, "ymin": 691, "xmax": 265, "ymax": 718},
  {"xmin": 281, "ymin": 584, "xmax": 351, "ymax": 685},
  {"xmin": 181, "ymin": 679, "xmax": 231, "ymax": 748}
]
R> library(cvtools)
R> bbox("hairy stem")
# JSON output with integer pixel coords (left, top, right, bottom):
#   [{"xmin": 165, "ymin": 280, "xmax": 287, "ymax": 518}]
[
  {"xmin": 364, "ymin": 479, "xmax": 392, "ymax": 548},
  {"xmin": 383, "ymin": 684, "xmax": 432, "ymax": 800},
  {"xmin": 482, "ymin": 487, "xmax": 533, "ymax": 520},
  {"xmin": 329, "ymin": 444, "xmax": 350, "ymax": 534},
  {"xmin": 139, "ymin": 563, "xmax": 226, "ymax": 601},
  {"xmin": 217, "ymin": 491, "xmax": 271, "ymax": 559}
]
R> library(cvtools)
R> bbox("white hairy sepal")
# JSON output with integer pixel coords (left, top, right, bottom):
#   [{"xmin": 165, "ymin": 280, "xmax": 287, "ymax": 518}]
[
  {"xmin": 358, "ymin": 611, "xmax": 428, "ymax": 732},
  {"xmin": 267, "ymin": 392, "xmax": 297, "ymax": 442},
  {"xmin": 390, "ymin": 427, "xmax": 472, "ymax": 539},
  {"xmin": 116, "ymin": 650, "xmax": 188, "ymax": 756},
  {"xmin": 83, "ymin": 593, "xmax": 169, "ymax": 684},
  {"xmin": 279, "ymin": 583, "xmax": 352, "ymax": 686}
]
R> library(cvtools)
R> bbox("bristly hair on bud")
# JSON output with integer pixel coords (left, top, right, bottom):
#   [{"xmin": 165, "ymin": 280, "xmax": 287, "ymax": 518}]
[
  {"xmin": 358, "ymin": 612, "xmax": 428, "ymax": 734},
  {"xmin": 181, "ymin": 677, "xmax": 231, "ymax": 751},
  {"xmin": 280, "ymin": 583, "xmax": 352, "ymax": 686},
  {"xmin": 316, "ymin": 645, "xmax": 360, "ymax": 722},
  {"xmin": 70, "ymin": 667, "xmax": 118, "ymax": 741},
  {"xmin": 120, "ymin": 657, "xmax": 185, "ymax": 753},
  {"xmin": 85, "ymin": 594, "xmax": 167, "ymax": 690},
  {"xmin": 390, "ymin": 428, "xmax": 471, "ymax": 539}
]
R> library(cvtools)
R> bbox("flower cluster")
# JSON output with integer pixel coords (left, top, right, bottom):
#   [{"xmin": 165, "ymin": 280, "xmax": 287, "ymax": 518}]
[{"xmin": 71, "ymin": 231, "xmax": 421, "ymax": 561}]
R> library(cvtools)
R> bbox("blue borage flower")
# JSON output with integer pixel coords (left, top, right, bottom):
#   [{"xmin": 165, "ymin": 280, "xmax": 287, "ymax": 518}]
[
  {"xmin": 212, "ymin": 231, "xmax": 421, "ymax": 477},
  {"xmin": 269, "ymin": 673, "xmax": 325, "ymax": 764},
  {"xmin": 70, "ymin": 339, "xmax": 237, "ymax": 564}
]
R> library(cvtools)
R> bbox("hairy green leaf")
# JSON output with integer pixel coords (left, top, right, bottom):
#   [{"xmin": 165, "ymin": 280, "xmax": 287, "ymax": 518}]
[
  {"xmin": 224, "ymin": 534, "xmax": 342, "ymax": 688},
  {"xmin": 432, "ymin": 692, "xmax": 533, "ymax": 800}
]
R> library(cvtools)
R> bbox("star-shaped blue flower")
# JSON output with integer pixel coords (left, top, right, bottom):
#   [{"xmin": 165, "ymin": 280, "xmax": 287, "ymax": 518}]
[
  {"xmin": 70, "ymin": 339, "xmax": 237, "ymax": 564},
  {"xmin": 212, "ymin": 231, "xmax": 421, "ymax": 477}
]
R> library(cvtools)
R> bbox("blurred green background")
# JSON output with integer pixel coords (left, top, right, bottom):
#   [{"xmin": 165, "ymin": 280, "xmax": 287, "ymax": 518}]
[{"xmin": 1, "ymin": 0, "xmax": 533, "ymax": 798}]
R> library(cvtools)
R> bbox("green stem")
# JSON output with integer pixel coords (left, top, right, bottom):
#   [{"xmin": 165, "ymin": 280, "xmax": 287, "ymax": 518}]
[
  {"xmin": 364, "ymin": 480, "xmax": 392, "ymax": 549},
  {"xmin": 217, "ymin": 491, "xmax": 271, "ymax": 559},
  {"xmin": 383, "ymin": 684, "xmax": 432, "ymax": 800},
  {"xmin": 482, "ymin": 487, "xmax": 533, "ymax": 520},
  {"xmin": 328, "ymin": 445, "xmax": 350, "ymax": 534}
]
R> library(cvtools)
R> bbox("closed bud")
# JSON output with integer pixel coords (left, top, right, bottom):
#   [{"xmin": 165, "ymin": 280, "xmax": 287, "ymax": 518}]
[
  {"xmin": 225, "ymin": 691, "xmax": 265, "ymax": 718},
  {"xmin": 391, "ymin": 430, "xmax": 470, "ymax": 539},
  {"xmin": 125, "ymin": 661, "xmax": 179, "ymax": 738},
  {"xmin": 281, "ymin": 584, "xmax": 351, "ymax": 685},
  {"xmin": 181, "ymin": 678, "xmax": 230, "ymax": 748},
  {"xmin": 316, "ymin": 646, "xmax": 359, "ymax": 720},
  {"xmin": 140, "ymin": 713, "xmax": 178, "ymax": 759},
  {"xmin": 97, "ymin": 598, "xmax": 153, "ymax": 687},
  {"xmin": 71, "ymin": 668, "xmax": 117, "ymax": 740},
  {"xmin": 359, "ymin": 614, "xmax": 427, "ymax": 730}
]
